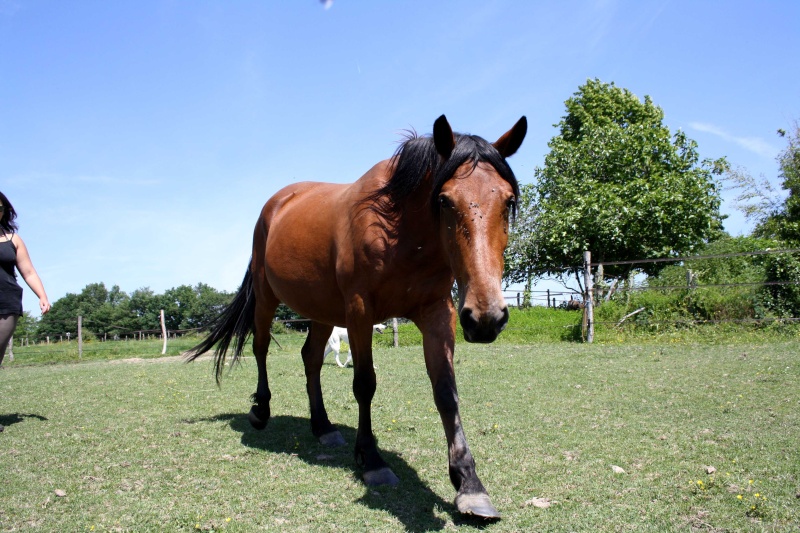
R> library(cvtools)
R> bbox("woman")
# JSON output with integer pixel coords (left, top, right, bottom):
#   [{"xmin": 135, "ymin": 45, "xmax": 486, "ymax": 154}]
[{"xmin": 0, "ymin": 192, "xmax": 51, "ymax": 378}]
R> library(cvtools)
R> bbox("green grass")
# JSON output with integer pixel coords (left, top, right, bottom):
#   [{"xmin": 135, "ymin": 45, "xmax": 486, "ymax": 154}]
[
  {"xmin": 370, "ymin": 307, "xmax": 800, "ymax": 348},
  {"xmin": 9, "ymin": 306, "xmax": 800, "ymax": 366},
  {"xmin": 1, "ymin": 337, "xmax": 799, "ymax": 531},
  {"xmin": 4, "ymin": 336, "xmax": 205, "ymax": 366}
]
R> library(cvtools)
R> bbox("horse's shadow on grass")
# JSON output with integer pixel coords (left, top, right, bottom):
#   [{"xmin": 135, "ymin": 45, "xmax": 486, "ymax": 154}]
[
  {"xmin": 0, "ymin": 413, "xmax": 48, "ymax": 429},
  {"xmin": 195, "ymin": 413, "xmax": 495, "ymax": 531}
]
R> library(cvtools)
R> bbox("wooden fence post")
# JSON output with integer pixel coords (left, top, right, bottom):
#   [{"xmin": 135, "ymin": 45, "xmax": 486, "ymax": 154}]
[
  {"xmin": 686, "ymin": 269, "xmax": 697, "ymax": 290},
  {"xmin": 78, "ymin": 315, "xmax": 83, "ymax": 359},
  {"xmin": 583, "ymin": 251, "xmax": 594, "ymax": 343},
  {"xmin": 160, "ymin": 310, "xmax": 167, "ymax": 355},
  {"xmin": 596, "ymin": 263, "xmax": 604, "ymax": 301},
  {"xmin": 392, "ymin": 317, "xmax": 399, "ymax": 348}
]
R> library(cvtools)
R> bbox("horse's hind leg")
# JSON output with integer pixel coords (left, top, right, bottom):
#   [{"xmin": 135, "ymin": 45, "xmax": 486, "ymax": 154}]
[
  {"xmin": 249, "ymin": 298, "xmax": 279, "ymax": 430},
  {"xmin": 302, "ymin": 322, "xmax": 346, "ymax": 447}
]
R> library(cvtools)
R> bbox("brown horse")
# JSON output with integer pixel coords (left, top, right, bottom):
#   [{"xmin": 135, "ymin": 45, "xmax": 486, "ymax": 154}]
[{"xmin": 187, "ymin": 115, "xmax": 526, "ymax": 518}]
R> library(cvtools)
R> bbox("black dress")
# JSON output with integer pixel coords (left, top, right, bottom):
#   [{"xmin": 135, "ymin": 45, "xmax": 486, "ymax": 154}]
[{"xmin": 0, "ymin": 237, "xmax": 23, "ymax": 316}]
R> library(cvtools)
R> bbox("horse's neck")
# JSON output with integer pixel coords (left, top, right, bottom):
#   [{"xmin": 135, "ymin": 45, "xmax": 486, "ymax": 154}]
[
  {"xmin": 390, "ymin": 187, "xmax": 451, "ymax": 273},
  {"xmin": 394, "ymin": 178, "xmax": 437, "ymax": 233}
]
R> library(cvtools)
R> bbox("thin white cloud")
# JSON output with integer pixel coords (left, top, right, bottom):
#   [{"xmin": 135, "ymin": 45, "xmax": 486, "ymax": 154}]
[
  {"xmin": 76, "ymin": 175, "xmax": 160, "ymax": 186},
  {"xmin": 689, "ymin": 122, "xmax": 777, "ymax": 158}
]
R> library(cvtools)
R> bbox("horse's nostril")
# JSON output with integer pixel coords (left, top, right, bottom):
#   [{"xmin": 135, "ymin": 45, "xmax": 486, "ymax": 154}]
[
  {"xmin": 460, "ymin": 305, "xmax": 508, "ymax": 343},
  {"xmin": 498, "ymin": 306, "xmax": 509, "ymax": 331},
  {"xmin": 459, "ymin": 307, "xmax": 479, "ymax": 331}
]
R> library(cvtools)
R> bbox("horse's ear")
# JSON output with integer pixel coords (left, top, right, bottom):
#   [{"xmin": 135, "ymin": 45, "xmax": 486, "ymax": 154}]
[
  {"xmin": 493, "ymin": 116, "xmax": 527, "ymax": 158},
  {"xmin": 433, "ymin": 115, "xmax": 455, "ymax": 158}
]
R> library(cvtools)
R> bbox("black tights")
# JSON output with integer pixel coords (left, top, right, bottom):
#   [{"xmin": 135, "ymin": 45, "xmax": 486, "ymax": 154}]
[{"xmin": 0, "ymin": 314, "xmax": 18, "ymax": 366}]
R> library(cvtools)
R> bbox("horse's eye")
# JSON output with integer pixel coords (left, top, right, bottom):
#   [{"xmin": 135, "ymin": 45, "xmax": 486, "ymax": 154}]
[
  {"xmin": 506, "ymin": 197, "xmax": 516, "ymax": 210},
  {"xmin": 438, "ymin": 195, "xmax": 452, "ymax": 209}
]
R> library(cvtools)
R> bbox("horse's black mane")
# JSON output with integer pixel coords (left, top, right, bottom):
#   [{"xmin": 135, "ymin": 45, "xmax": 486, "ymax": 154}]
[{"xmin": 372, "ymin": 131, "xmax": 520, "ymax": 216}]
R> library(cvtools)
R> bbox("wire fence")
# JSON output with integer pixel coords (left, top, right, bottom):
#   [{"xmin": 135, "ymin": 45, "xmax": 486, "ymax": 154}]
[
  {"xmin": 7, "ymin": 247, "xmax": 800, "ymax": 357},
  {"xmin": 510, "ymin": 247, "xmax": 800, "ymax": 341}
]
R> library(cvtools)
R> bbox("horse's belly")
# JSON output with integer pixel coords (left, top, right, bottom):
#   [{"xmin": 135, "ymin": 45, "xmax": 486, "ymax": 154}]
[{"xmin": 261, "ymin": 186, "xmax": 348, "ymax": 324}]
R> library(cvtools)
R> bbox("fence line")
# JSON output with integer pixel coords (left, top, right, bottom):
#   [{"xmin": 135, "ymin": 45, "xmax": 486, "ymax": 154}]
[
  {"xmin": 590, "ymin": 247, "xmax": 800, "ymax": 267},
  {"xmin": 580, "ymin": 247, "xmax": 800, "ymax": 342},
  {"xmin": 7, "ymin": 246, "xmax": 799, "ymax": 355},
  {"xmin": 605, "ymin": 279, "xmax": 800, "ymax": 293}
]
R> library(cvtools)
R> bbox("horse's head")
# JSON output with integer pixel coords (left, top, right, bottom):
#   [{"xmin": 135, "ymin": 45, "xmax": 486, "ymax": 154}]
[{"xmin": 433, "ymin": 115, "xmax": 527, "ymax": 343}]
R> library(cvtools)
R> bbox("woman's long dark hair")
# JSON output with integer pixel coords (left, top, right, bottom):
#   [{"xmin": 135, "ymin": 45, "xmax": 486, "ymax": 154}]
[{"xmin": 0, "ymin": 191, "xmax": 18, "ymax": 234}]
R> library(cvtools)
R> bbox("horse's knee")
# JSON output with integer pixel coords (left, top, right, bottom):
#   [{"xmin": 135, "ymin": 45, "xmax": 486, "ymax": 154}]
[
  {"xmin": 432, "ymin": 377, "xmax": 459, "ymax": 416},
  {"xmin": 352, "ymin": 370, "xmax": 377, "ymax": 403}
]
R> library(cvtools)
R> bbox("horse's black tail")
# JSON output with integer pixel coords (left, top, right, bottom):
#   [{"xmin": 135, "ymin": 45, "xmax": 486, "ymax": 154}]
[{"xmin": 185, "ymin": 266, "xmax": 255, "ymax": 384}]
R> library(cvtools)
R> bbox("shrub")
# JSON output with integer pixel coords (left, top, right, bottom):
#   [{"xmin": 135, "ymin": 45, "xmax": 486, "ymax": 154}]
[{"xmin": 760, "ymin": 251, "xmax": 800, "ymax": 317}]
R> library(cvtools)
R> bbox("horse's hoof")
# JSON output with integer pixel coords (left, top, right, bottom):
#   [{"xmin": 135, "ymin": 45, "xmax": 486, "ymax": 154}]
[
  {"xmin": 248, "ymin": 406, "xmax": 268, "ymax": 430},
  {"xmin": 318, "ymin": 430, "xmax": 346, "ymax": 447},
  {"xmin": 454, "ymin": 492, "xmax": 501, "ymax": 519},
  {"xmin": 363, "ymin": 467, "xmax": 400, "ymax": 487}
]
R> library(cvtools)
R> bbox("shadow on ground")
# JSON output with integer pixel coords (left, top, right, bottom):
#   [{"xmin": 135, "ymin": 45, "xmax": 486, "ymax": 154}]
[
  {"xmin": 0, "ymin": 413, "xmax": 48, "ymax": 429},
  {"xmin": 189, "ymin": 413, "xmax": 497, "ymax": 531}
]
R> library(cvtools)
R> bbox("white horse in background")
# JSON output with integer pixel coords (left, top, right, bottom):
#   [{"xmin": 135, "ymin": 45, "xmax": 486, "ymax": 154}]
[{"xmin": 324, "ymin": 324, "xmax": 387, "ymax": 367}]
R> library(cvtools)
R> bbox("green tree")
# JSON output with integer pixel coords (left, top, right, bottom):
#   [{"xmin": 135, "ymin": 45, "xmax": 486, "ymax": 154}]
[
  {"xmin": 162, "ymin": 284, "xmax": 233, "ymax": 330},
  {"xmin": 37, "ymin": 292, "xmax": 82, "ymax": 341},
  {"xmin": 88, "ymin": 285, "xmax": 135, "ymax": 339},
  {"xmin": 532, "ymin": 79, "xmax": 726, "ymax": 282},
  {"xmin": 37, "ymin": 283, "xmax": 134, "ymax": 340},
  {"xmin": 12, "ymin": 311, "xmax": 38, "ymax": 341},
  {"xmin": 189, "ymin": 283, "xmax": 232, "ymax": 328},
  {"xmin": 162, "ymin": 285, "xmax": 195, "ymax": 330},
  {"xmin": 503, "ymin": 183, "xmax": 540, "ymax": 306},
  {"xmin": 753, "ymin": 123, "xmax": 800, "ymax": 243},
  {"xmin": 128, "ymin": 287, "xmax": 164, "ymax": 332}
]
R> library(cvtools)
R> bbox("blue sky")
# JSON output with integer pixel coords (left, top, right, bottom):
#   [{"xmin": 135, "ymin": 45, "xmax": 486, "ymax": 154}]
[{"xmin": 1, "ymin": 0, "xmax": 798, "ymax": 315}]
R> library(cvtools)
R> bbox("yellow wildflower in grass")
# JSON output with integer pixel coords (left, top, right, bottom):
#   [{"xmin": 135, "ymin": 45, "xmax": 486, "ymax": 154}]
[{"xmin": 737, "ymin": 495, "xmax": 743, "ymax": 500}]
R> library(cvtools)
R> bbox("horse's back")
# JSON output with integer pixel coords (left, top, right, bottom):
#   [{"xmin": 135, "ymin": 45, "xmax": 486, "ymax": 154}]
[
  {"xmin": 254, "ymin": 161, "xmax": 392, "ymax": 324},
  {"xmin": 261, "ymin": 159, "xmax": 391, "ymax": 233}
]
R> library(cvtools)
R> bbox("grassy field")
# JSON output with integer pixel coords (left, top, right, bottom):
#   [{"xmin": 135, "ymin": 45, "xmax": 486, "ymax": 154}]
[{"xmin": 1, "ymin": 333, "xmax": 798, "ymax": 531}]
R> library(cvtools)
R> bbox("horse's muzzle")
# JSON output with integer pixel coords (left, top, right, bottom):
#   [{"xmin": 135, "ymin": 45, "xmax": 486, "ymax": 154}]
[{"xmin": 459, "ymin": 305, "xmax": 509, "ymax": 343}]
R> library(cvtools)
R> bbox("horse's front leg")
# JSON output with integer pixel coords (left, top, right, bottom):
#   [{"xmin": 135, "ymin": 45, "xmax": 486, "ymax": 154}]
[
  {"xmin": 413, "ymin": 301, "xmax": 500, "ymax": 518},
  {"xmin": 348, "ymin": 311, "xmax": 399, "ymax": 486},
  {"xmin": 302, "ymin": 322, "xmax": 346, "ymax": 446}
]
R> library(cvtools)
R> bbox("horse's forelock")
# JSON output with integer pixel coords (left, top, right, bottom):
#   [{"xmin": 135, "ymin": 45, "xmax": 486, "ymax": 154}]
[
  {"xmin": 377, "ymin": 132, "xmax": 519, "ymax": 215},
  {"xmin": 432, "ymin": 134, "xmax": 520, "ymax": 208}
]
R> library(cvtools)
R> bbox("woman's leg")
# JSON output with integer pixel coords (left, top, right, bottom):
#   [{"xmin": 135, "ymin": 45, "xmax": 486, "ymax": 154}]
[{"xmin": 0, "ymin": 314, "xmax": 18, "ymax": 367}]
